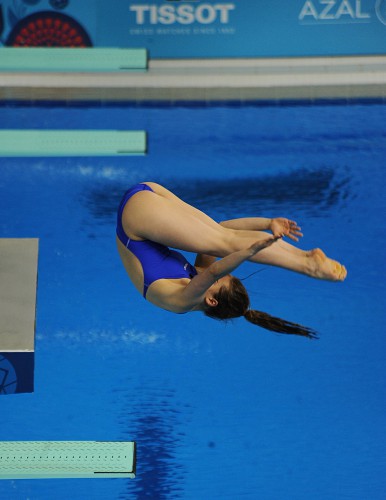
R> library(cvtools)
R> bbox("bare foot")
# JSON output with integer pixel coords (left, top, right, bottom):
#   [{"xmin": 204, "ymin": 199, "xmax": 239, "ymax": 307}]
[{"xmin": 308, "ymin": 248, "xmax": 347, "ymax": 281}]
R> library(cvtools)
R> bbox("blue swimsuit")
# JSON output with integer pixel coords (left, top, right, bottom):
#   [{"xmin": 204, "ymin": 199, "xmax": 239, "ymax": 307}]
[{"xmin": 116, "ymin": 183, "xmax": 197, "ymax": 298}]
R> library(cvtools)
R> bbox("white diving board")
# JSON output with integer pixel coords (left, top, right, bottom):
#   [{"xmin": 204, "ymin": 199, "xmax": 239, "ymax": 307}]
[
  {"xmin": 0, "ymin": 239, "xmax": 38, "ymax": 395},
  {"xmin": 0, "ymin": 130, "xmax": 147, "ymax": 156},
  {"xmin": 0, "ymin": 47, "xmax": 148, "ymax": 72},
  {"xmin": 0, "ymin": 441, "xmax": 136, "ymax": 479}
]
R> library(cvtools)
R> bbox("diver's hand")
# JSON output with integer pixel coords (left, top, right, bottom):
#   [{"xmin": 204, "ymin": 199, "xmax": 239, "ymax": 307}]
[{"xmin": 270, "ymin": 218, "xmax": 303, "ymax": 242}]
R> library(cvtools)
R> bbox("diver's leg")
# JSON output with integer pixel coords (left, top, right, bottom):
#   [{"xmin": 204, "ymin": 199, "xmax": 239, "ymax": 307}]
[
  {"xmin": 122, "ymin": 188, "xmax": 230, "ymax": 254},
  {"xmin": 228, "ymin": 227, "xmax": 346, "ymax": 280},
  {"xmin": 123, "ymin": 186, "xmax": 346, "ymax": 281},
  {"xmin": 276, "ymin": 238, "xmax": 311, "ymax": 256},
  {"xmin": 142, "ymin": 182, "xmax": 221, "ymax": 230},
  {"xmin": 144, "ymin": 183, "xmax": 332, "ymax": 265},
  {"xmin": 144, "ymin": 183, "xmax": 309, "ymax": 256}
]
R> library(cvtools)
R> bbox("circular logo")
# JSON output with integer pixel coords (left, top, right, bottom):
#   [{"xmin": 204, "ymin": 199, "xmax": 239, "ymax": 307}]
[
  {"xmin": 376, "ymin": 0, "xmax": 386, "ymax": 24},
  {"xmin": 0, "ymin": 355, "xmax": 18, "ymax": 395},
  {"xmin": 5, "ymin": 11, "xmax": 92, "ymax": 47}
]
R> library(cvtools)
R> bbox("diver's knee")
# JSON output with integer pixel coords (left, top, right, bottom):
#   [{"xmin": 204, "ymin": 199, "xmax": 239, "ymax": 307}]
[{"xmin": 220, "ymin": 228, "xmax": 239, "ymax": 255}]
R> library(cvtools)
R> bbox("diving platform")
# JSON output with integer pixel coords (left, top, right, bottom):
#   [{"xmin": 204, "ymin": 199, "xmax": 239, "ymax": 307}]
[
  {"xmin": 0, "ymin": 239, "xmax": 38, "ymax": 395},
  {"xmin": 0, "ymin": 130, "xmax": 147, "ymax": 156},
  {"xmin": 0, "ymin": 48, "xmax": 148, "ymax": 73},
  {"xmin": 0, "ymin": 441, "xmax": 136, "ymax": 479}
]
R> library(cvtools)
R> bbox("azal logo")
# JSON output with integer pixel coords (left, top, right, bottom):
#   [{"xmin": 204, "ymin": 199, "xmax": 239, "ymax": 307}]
[
  {"xmin": 299, "ymin": 0, "xmax": 371, "ymax": 22},
  {"xmin": 375, "ymin": 0, "xmax": 386, "ymax": 24}
]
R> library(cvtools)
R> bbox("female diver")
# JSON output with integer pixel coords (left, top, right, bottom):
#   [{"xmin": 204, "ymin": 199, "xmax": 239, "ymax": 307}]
[{"xmin": 116, "ymin": 182, "xmax": 347, "ymax": 339}]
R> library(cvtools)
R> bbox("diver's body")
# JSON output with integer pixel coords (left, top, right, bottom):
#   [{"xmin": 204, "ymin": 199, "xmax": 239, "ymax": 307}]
[{"xmin": 116, "ymin": 182, "xmax": 346, "ymax": 337}]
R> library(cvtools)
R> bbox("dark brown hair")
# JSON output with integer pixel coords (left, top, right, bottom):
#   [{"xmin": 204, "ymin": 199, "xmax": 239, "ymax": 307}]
[{"xmin": 203, "ymin": 276, "xmax": 318, "ymax": 339}]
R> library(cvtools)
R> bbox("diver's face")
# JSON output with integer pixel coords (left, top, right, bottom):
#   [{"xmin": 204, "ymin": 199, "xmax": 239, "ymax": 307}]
[{"xmin": 205, "ymin": 275, "xmax": 232, "ymax": 309}]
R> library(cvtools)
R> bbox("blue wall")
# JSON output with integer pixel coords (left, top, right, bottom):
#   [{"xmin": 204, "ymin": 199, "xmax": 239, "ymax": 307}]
[{"xmin": 1, "ymin": 0, "xmax": 386, "ymax": 57}]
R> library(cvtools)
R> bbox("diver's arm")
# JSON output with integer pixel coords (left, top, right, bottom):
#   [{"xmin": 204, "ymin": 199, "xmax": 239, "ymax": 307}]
[
  {"xmin": 196, "ymin": 219, "xmax": 273, "ymax": 267},
  {"xmin": 183, "ymin": 237, "xmax": 279, "ymax": 303},
  {"xmin": 220, "ymin": 217, "xmax": 272, "ymax": 231},
  {"xmin": 220, "ymin": 217, "xmax": 303, "ymax": 242}
]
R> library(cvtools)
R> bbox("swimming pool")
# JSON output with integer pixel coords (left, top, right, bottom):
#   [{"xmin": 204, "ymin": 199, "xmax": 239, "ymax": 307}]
[{"xmin": 0, "ymin": 102, "xmax": 385, "ymax": 499}]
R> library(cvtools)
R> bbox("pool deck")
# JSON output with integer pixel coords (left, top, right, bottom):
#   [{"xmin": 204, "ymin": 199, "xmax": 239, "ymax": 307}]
[{"xmin": 0, "ymin": 55, "xmax": 385, "ymax": 102}]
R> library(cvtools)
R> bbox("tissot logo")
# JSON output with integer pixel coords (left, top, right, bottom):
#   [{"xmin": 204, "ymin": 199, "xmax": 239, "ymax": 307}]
[
  {"xmin": 298, "ymin": 0, "xmax": 371, "ymax": 23},
  {"xmin": 129, "ymin": 2, "xmax": 235, "ymax": 25}
]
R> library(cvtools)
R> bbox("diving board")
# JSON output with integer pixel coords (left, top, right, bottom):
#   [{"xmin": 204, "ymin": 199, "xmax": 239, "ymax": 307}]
[
  {"xmin": 0, "ymin": 239, "xmax": 38, "ymax": 395},
  {"xmin": 0, "ymin": 441, "xmax": 136, "ymax": 479},
  {"xmin": 0, "ymin": 130, "xmax": 147, "ymax": 156},
  {"xmin": 0, "ymin": 48, "xmax": 147, "ymax": 72}
]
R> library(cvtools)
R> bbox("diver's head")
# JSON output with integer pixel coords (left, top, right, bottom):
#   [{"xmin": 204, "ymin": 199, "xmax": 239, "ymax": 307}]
[
  {"xmin": 203, "ymin": 275, "xmax": 318, "ymax": 339},
  {"xmin": 203, "ymin": 275, "xmax": 249, "ymax": 320}
]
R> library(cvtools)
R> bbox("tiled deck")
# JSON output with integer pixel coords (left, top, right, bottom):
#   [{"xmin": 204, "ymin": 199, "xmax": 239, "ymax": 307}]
[{"xmin": 1, "ymin": 55, "xmax": 385, "ymax": 102}]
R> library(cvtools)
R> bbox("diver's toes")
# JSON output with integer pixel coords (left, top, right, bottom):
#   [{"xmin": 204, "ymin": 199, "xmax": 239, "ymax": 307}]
[{"xmin": 332, "ymin": 261, "xmax": 347, "ymax": 281}]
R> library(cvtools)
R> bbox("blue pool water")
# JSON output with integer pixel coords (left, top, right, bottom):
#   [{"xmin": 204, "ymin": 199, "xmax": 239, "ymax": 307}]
[{"xmin": 0, "ymin": 102, "xmax": 385, "ymax": 499}]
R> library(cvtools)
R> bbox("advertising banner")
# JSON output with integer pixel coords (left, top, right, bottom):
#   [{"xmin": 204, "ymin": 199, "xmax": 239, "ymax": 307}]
[{"xmin": 0, "ymin": 0, "xmax": 385, "ymax": 58}]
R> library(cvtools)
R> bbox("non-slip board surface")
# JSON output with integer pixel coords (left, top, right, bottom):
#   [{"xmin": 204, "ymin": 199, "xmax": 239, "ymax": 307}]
[
  {"xmin": 0, "ymin": 130, "xmax": 147, "ymax": 156},
  {"xmin": 0, "ymin": 239, "xmax": 38, "ymax": 352},
  {"xmin": 0, "ymin": 441, "xmax": 136, "ymax": 479},
  {"xmin": 0, "ymin": 48, "xmax": 147, "ymax": 72}
]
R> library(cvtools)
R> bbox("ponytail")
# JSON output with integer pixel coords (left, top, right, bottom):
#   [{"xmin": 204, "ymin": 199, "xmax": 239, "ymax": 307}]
[
  {"xmin": 203, "ymin": 276, "xmax": 318, "ymax": 340},
  {"xmin": 244, "ymin": 309, "xmax": 318, "ymax": 339}
]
